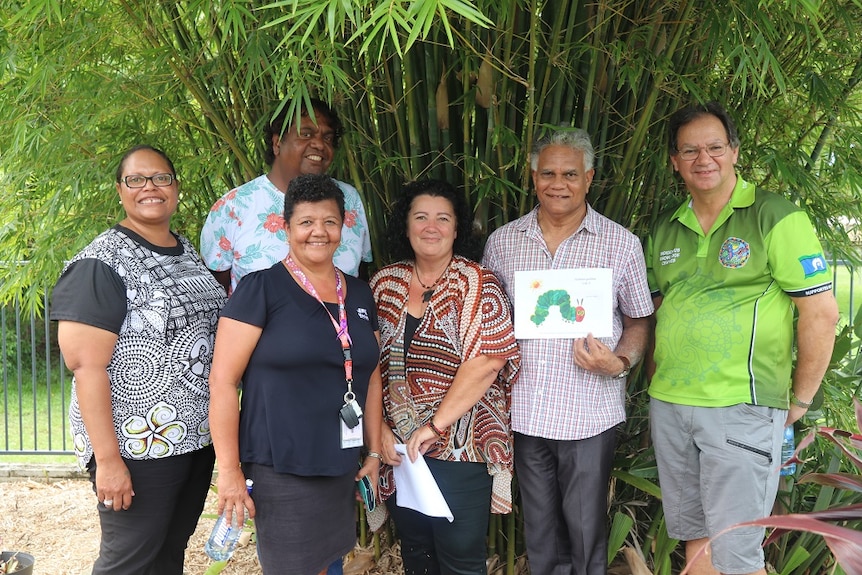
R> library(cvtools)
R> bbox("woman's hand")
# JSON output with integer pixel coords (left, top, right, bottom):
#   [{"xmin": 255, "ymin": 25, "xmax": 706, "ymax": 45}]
[
  {"xmin": 216, "ymin": 467, "xmax": 255, "ymax": 524},
  {"xmin": 406, "ymin": 423, "xmax": 439, "ymax": 463},
  {"xmin": 401, "ymin": 354, "xmax": 507, "ymax": 463},
  {"xmin": 95, "ymin": 456, "xmax": 134, "ymax": 511},
  {"xmin": 356, "ymin": 456, "xmax": 381, "ymax": 503},
  {"xmin": 380, "ymin": 424, "xmax": 403, "ymax": 467}
]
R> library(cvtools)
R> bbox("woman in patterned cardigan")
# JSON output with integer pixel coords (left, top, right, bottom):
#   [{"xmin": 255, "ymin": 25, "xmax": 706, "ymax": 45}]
[{"xmin": 369, "ymin": 179, "xmax": 520, "ymax": 575}]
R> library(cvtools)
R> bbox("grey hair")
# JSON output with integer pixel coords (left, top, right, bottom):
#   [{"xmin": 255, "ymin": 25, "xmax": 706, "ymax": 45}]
[{"xmin": 530, "ymin": 127, "xmax": 595, "ymax": 171}]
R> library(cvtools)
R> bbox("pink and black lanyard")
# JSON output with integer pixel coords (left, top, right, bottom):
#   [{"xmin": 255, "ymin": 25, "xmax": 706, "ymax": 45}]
[{"xmin": 283, "ymin": 255, "xmax": 355, "ymax": 398}]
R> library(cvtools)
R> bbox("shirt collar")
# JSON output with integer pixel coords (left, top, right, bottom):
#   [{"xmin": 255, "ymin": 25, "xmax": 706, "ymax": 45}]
[
  {"xmin": 670, "ymin": 176, "xmax": 755, "ymax": 222},
  {"xmin": 519, "ymin": 204, "xmax": 600, "ymax": 238}
]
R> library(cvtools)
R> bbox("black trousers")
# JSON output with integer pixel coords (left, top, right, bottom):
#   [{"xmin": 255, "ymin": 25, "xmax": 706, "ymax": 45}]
[
  {"xmin": 87, "ymin": 446, "xmax": 215, "ymax": 575},
  {"xmin": 514, "ymin": 428, "xmax": 617, "ymax": 575},
  {"xmin": 388, "ymin": 458, "xmax": 492, "ymax": 575}
]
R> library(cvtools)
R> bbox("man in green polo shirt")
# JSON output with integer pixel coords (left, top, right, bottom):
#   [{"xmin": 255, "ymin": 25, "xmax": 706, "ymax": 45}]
[{"xmin": 646, "ymin": 102, "xmax": 839, "ymax": 575}]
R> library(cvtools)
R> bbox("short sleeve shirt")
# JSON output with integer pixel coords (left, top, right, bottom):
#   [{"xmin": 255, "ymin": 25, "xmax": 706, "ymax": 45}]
[
  {"xmin": 200, "ymin": 174, "xmax": 372, "ymax": 291},
  {"xmin": 646, "ymin": 178, "xmax": 832, "ymax": 408},
  {"xmin": 221, "ymin": 264, "xmax": 380, "ymax": 476},
  {"xmin": 482, "ymin": 206, "xmax": 654, "ymax": 440},
  {"xmin": 50, "ymin": 226, "xmax": 226, "ymax": 469}
]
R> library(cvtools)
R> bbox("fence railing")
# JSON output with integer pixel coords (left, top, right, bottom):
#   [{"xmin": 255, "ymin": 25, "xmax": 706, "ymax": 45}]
[
  {"xmin": 1, "ymin": 260, "xmax": 858, "ymax": 456},
  {"xmin": 1, "ymin": 291, "xmax": 71, "ymax": 455}
]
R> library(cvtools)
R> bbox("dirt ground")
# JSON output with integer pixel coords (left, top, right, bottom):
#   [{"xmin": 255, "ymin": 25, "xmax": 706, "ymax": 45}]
[
  {"xmin": 0, "ymin": 478, "xmax": 402, "ymax": 575},
  {"xmin": 0, "ymin": 477, "xmax": 641, "ymax": 575}
]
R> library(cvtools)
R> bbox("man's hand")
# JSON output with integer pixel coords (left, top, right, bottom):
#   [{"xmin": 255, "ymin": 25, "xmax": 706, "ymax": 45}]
[{"xmin": 573, "ymin": 334, "xmax": 626, "ymax": 377}]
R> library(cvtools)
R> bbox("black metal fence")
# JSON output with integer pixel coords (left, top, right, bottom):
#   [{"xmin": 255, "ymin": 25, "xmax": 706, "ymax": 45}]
[
  {"xmin": 1, "ymin": 292, "xmax": 71, "ymax": 455},
  {"xmin": 2, "ymin": 260, "xmax": 857, "ymax": 456}
]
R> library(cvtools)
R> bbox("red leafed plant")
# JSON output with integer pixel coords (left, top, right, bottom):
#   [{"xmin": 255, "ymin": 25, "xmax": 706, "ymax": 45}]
[{"xmin": 682, "ymin": 398, "xmax": 862, "ymax": 575}]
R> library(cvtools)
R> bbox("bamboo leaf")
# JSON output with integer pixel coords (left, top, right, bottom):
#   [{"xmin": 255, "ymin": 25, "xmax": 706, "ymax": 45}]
[
  {"xmin": 777, "ymin": 545, "xmax": 811, "ymax": 575},
  {"xmin": 607, "ymin": 512, "xmax": 634, "ymax": 566}
]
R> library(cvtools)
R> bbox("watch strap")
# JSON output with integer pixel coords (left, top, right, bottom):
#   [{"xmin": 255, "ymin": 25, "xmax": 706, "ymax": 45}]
[{"xmin": 615, "ymin": 355, "xmax": 631, "ymax": 378}]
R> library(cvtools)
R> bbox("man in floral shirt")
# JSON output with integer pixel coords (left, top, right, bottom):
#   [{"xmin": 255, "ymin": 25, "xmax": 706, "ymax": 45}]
[{"xmin": 201, "ymin": 98, "xmax": 372, "ymax": 294}]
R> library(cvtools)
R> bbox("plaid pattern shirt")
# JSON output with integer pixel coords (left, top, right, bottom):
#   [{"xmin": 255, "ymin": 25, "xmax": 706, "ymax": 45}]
[{"xmin": 482, "ymin": 206, "xmax": 653, "ymax": 440}]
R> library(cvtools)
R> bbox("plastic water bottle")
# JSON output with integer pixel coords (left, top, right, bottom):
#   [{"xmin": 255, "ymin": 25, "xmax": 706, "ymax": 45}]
[
  {"xmin": 779, "ymin": 426, "xmax": 796, "ymax": 476},
  {"xmin": 205, "ymin": 479, "xmax": 253, "ymax": 561}
]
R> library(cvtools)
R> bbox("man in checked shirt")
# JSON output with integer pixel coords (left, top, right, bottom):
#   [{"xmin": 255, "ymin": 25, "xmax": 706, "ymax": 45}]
[{"xmin": 483, "ymin": 126, "xmax": 653, "ymax": 575}]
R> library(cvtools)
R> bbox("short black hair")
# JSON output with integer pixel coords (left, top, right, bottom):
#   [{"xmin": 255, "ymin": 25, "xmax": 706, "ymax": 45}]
[
  {"xmin": 668, "ymin": 101, "xmax": 741, "ymax": 155},
  {"xmin": 264, "ymin": 98, "xmax": 344, "ymax": 166},
  {"xmin": 385, "ymin": 179, "xmax": 477, "ymax": 262},
  {"xmin": 115, "ymin": 145, "xmax": 176, "ymax": 183},
  {"xmin": 283, "ymin": 173, "xmax": 345, "ymax": 222}
]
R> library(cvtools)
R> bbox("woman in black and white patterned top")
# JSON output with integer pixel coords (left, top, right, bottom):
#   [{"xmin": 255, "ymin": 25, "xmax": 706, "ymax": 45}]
[{"xmin": 51, "ymin": 145, "xmax": 226, "ymax": 575}]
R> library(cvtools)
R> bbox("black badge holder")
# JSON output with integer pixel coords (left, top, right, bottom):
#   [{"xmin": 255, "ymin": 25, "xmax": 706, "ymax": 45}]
[{"xmin": 340, "ymin": 386, "xmax": 362, "ymax": 429}]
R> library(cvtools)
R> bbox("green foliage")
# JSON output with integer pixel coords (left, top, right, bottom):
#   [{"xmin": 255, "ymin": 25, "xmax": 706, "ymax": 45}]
[
  {"xmin": 751, "ymin": 400, "xmax": 862, "ymax": 575},
  {"xmin": 757, "ymin": 309, "xmax": 862, "ymax": 574},
  {"xmin": 1, "ymin": 300, "xmax": 68, "ymax": 453},
  {"xmin": 1, "ymin": 0, "xmax": 862, "ymax": 309},
  {"xmin": 203, "ymin": 559, "xmax": 228, "ymax": 575}
]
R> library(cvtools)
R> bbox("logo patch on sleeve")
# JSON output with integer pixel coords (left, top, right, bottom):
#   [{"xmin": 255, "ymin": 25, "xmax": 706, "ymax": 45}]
[{"xmin": 799, "ymin": 254, "xmax": 828, "ymax": 277}]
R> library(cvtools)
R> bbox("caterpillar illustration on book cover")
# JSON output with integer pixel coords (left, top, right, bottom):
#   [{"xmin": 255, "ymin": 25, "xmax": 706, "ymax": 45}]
[{"xmin": 513, "ymin": 269, "xmax": 613, "ymax": 339}]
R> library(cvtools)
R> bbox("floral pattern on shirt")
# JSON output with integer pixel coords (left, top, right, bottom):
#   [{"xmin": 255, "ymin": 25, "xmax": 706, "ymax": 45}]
[{"xmin": 200, "ymin": 174, "xmax": 372, "ymax": 292}]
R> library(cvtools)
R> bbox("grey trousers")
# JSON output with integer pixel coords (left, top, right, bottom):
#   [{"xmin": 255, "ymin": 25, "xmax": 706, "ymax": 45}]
[{"xmin": 514, "ymin": 428, "xmax": 617, "ymax": 575}]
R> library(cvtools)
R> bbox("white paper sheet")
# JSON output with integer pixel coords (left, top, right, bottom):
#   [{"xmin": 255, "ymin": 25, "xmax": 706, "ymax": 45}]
[
  {"xmin": 391, "ymin": 444, "xmax": 454, "ymax": 522},
  {"xmin": 513, "ymin": 268, "xmax": 613, "ymax": 338}
]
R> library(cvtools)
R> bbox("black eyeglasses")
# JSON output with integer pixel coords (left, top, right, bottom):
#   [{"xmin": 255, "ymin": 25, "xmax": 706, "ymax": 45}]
[
  {"xmin": 122, "ymin": 173, "xmax": 175, "ymax": 188},
  {"xmin": 674, "ymin": 143, "xmax": 730, "ymax": 161}
]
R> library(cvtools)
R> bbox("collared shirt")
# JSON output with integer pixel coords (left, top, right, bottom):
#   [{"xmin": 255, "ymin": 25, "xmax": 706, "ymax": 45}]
[
  {"xmin": 200, "ymin": 174, "xmax": 372, "ymax": 292},
  {"xmin": 646, "ymin": 177, "xmax": 832, "ymax": 408},
  {"xmin": 483, "ymin": 205, "xmax": 653, "ymax": 440}
]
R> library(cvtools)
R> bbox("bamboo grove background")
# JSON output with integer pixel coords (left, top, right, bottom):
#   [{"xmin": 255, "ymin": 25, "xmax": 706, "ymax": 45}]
[
  {"xmin": 2, "ymin": 1, "xmax": 862, "ymax": 572},
  {"xmin": 2, "ymin": 0, "xmax": 862, "ymax": 305}
]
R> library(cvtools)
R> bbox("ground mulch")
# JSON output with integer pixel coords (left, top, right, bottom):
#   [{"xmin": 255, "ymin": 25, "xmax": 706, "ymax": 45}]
[
  {"xmin": 1, "ymin": 477, "xmax": 641, "ymax": 575},
  {"xmin": 0, "ymin": 478, "xmax": 402, "ymax": 575}
]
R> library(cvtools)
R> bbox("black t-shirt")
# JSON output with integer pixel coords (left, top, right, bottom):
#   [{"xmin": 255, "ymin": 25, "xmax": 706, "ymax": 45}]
[
  {"xmin": 405, "ymin": 313, "xmax": 421, "ymax": 351},
  {"xmin": 222, "ymin": 263, "xmax": 379, "ymax": 476}
]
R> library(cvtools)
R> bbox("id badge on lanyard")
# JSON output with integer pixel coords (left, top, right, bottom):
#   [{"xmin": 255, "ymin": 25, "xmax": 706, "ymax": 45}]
[{"xmin": 340, "ymin": 378, "xmax": 363, "ymax": 448}]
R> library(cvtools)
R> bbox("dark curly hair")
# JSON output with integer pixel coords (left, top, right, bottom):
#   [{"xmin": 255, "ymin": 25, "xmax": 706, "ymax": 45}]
[
  {"xmin": 385, "ymin": 179, "xmax": 478, "ymax": 262},
  {"xmin": 115, "ymin": 145, "xmax": 176, "ymax": 183},
  {"xmin": 263, "ymin": 98, "xmax": 345, "ymax": 166},
  {"xmin": 283, "ymin": 173, "xmax": 345, "ymax": 222},
  {"xmin": 668, "ymin": 101, "xmax": 741, "ymax": 155}
]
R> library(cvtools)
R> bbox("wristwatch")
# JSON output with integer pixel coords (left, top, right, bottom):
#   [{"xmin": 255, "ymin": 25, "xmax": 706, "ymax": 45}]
[{"xmin": 615, "ymin": 356, "xmax": 631, "ymax": 379}]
